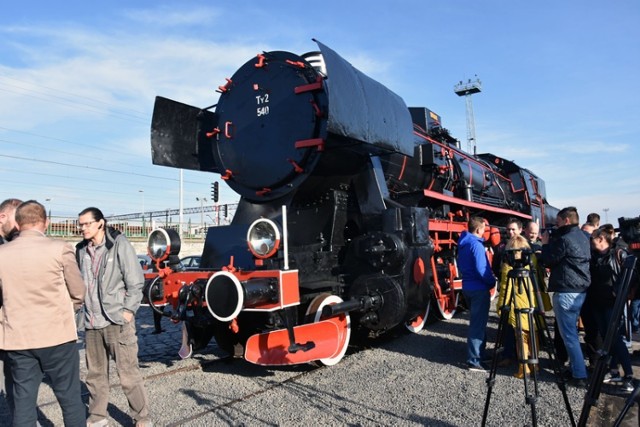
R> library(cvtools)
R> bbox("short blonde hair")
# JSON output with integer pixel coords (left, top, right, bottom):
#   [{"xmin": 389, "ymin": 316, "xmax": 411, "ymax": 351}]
[{"xmin": 505, "ymin": 234, "xmax": 531, "ymax": 261}]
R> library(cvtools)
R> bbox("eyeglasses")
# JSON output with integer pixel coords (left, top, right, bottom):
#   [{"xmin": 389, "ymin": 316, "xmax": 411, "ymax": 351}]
[{"xmin": 78, "ymin": 220, "xmax": 96, "ymax": 230}]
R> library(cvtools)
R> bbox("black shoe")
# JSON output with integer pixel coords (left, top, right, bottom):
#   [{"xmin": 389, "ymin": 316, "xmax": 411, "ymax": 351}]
[
  {"xmin": 620, "ymin": 376, "xmax": 635, "ymax": 393},
  {"xmin": 467, "ymin": 362, "xmax": 488, "ymax": 373},
  {"xmin": 568, "ymin": 377, "xmax": 588, "ymax": 388}
]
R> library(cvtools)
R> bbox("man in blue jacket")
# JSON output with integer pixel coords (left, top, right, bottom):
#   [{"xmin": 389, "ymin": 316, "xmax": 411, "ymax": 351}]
[
  {"xmin": 542, "ymin": 206, "xmax": 591, "ymax": 387},
  {"xmin": 458, "ymin": 216, "xmax": 497, "ymax": 371}
]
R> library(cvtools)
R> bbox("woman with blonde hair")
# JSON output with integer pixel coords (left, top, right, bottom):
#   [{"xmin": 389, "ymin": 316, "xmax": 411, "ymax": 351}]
[{"xmin": 496, "ymin": 234, "xmax": 551, "ymax": 378}]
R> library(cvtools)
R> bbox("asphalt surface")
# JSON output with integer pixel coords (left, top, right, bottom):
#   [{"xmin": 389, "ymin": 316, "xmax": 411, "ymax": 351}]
[{"xmin": 1, "ymin": 305, "xmax": 639, "ymax": 426}]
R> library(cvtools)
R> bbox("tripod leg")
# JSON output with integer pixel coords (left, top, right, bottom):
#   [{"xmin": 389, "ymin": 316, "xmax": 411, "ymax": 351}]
[
  {"xmin": 482, "ymin": 305, "xmax": 510, "ymax": 426},
  {"xmin": 515, "ymin": 306, "xmax": 539, "ymax": 427},
  {"xmin": 533, "ymin": 310, "xmax": 576, "ymax": 426},
  {"xmin": 613, "ymin": 382, "xmax": 640, "ymax": 427}
]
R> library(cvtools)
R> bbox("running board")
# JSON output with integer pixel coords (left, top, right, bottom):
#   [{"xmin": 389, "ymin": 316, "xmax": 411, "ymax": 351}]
[{"xmin": 244, "ymin": 321, "xmax": 340, "ymax": 365}]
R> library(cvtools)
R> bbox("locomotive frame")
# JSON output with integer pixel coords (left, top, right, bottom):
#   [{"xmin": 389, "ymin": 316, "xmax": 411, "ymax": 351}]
[{"xmin": 143, "ymin": 40, "xmax": 557, "ymax": 366}]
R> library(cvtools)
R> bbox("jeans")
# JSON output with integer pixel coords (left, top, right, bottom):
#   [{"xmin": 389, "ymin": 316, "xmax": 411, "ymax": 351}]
[
  {"xmin": 85, "ymin": 321, "xmax": 150, "ymax": 423},
  {"xmin": 7, "ymin": 341, "xmax": 85, "ymax": 427},
  {"xmin": 594, "ymin": 306, "xmax": 633, "ymax": 377},
  {"xmin": 631, "ymin": 299, "xmax": 640, "ymax": 332},
  {"xmin": 553, "ymin": 292, "xmax": 587, "ymax": 379},
  {"xmin": 463, "ymin": 289, "xmax": 491, "ymax": 365}
]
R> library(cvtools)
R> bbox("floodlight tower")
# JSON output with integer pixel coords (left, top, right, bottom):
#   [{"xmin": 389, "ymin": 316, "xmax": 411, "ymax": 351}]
[{"xmin": 454, "ymin": 76, "xmax": 482, "ymax": 154}]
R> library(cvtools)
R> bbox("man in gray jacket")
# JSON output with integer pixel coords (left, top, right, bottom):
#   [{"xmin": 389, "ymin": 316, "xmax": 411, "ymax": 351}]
[{"xmin": 76, "ymin": 207, "xmax": 152, "ymax": 427}]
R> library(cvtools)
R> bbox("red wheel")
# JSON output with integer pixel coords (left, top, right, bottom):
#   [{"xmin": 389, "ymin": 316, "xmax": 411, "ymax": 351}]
[
  {"xmin": 305, "ymin": 294, "xmax": 351, "ymax": 366},
  {"xmin": 405, "ymin": 256, "xmax": 430, "ymax": 333},
  {"xmin": 432, "ymin": 289, "xmax": 459, "ymax": 320}
]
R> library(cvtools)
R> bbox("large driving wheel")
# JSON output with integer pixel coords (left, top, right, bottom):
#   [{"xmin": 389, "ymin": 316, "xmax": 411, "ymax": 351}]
[{"xmin": 305, "ymin": 294, "xmax": 351, "ymax": 366}]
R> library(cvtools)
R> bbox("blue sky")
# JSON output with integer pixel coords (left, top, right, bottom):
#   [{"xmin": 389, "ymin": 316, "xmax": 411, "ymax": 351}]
[{"xmin": 1, "ymin": 1, "xmax": 639, "ymax": 226}]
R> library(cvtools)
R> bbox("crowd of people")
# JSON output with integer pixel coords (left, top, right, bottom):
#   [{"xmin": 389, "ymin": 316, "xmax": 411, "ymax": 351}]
[
  {"xmin": 458, "ymin": 207, "xmax": 638, "ymax": 393},
  {"xmin": 0, "ymin": 199, "xmax": 152, "ymax": 427},
  {"xmin": 1, "ymin": 197, "xmax": 637, "ymax": 424}
]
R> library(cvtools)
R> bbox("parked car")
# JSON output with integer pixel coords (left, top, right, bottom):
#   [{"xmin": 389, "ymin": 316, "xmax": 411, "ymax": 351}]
[
  {"xmin": 180, "ymin": 255, "xmax": 201, "ymax": 269},
  {"xmin": 138, "ymin": 254, "xmax": 152, "ymax": 270}
]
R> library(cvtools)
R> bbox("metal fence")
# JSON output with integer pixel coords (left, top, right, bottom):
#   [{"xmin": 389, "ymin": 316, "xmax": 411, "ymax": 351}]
[{"xmin": 46, "ymin": 217, "xmax": 221, "ymax": 239}]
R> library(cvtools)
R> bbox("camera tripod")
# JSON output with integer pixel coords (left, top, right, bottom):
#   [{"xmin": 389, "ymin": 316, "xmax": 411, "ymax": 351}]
[{"xmin": 481, "ymin": 263, "xmax": 576, "ymax": 427}]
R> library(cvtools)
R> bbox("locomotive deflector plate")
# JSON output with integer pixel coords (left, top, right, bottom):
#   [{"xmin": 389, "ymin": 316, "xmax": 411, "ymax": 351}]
[{"xmin": 244, "ymin": 320, "xmax": 340, "ymax": 365}]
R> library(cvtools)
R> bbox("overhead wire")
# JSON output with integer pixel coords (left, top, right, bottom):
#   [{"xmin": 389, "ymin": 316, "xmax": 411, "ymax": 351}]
[
  {"xmin": 0, "ymin": 75, "xmax": 149, "ymax": 118},
  {"xmin": 0, "ymin": 77, "xmax": 149, "ymax": 124},
  {"xmin": 0, "ymin": 72, "xmax": 229, "ymax": 215}
]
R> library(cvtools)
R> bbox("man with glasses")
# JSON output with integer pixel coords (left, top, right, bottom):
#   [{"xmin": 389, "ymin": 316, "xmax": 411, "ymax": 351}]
[{"xmin": 76, "ymin": 207, "xmax": 152, "ymax": 427}]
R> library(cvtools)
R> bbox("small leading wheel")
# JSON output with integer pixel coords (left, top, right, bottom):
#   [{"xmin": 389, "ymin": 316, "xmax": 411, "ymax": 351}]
[
  {"xmin": 145, "ymin": 276, "xmax": 169, "ymax": 317},
  {"xmin": 432, "ymin": 289, "xmax": 459, "ymax": 320},
  {"xmin": 305, "ymin": 294, "xmax": 351, "ymax": 366},
  {"xmin": 405, "ymin": 303, "xmax": 431, "ymax": 333}
]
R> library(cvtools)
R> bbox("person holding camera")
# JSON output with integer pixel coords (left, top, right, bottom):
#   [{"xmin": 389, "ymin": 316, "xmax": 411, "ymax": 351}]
[
  {"xmin": 588, "ymin": 227, "xmax": 635, "ymax": 392},
  {"xmin": 541, "ymin": 206, "xmax": 591, "ymax": 387}
]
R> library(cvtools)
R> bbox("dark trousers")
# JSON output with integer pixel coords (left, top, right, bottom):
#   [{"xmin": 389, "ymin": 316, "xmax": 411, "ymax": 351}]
[
  {"xmin": 1, "ymin": 350, "xmax": 15, "ymax": 417},
  {"xmin": 581, "ymin": 293, "xmax": 602, "ymax": 364},
  {"xmin": 594, "ymin": 306, "xmax": 633, "ymax": 377},
  {"xmin": 7, "ymin": 341, "xmax": 85, "ymax": 427}
]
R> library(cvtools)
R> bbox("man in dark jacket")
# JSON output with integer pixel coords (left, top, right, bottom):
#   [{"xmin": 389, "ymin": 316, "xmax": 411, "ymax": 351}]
[
  {"xmin": 0, "ymin": 198, "xmax": 22, "ymax": 419},
  {"xmin": 458, "ymin": 216, "xmax": 497, "ymax": 371},
  {"xmin": 542, "ymin": 206, "xmax": 591, "ymax": 386}
]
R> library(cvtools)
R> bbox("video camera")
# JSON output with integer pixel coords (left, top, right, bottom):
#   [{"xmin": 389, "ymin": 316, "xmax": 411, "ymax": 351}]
[
  {"xmin": 504, "ymin": 248, "xmax": 532, "ymax": 269},
  {"xmin": 618, "ymin": 216, "xmax": 640, "ymax": 255},
  {"xmin": 541, "ymin": 226, "xmax": 555, "ymax": 236}
]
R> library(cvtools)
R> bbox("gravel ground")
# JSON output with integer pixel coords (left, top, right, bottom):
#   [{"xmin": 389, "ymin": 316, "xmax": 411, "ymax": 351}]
[{"xmin": 1, "ymin": 304, "xmax": 637, "ymax": 426}]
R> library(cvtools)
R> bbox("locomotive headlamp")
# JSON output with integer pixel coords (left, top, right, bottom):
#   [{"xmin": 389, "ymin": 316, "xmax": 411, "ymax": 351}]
[
  {"xmin": 147, "ymin": 228, "xmax": 181, "ymax": 262},
  {"xmin": 246, "ymin": 218, "xmax": 281, "ymax": 258}
]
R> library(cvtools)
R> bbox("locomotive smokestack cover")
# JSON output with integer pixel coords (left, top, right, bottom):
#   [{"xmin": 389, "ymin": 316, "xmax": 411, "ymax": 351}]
[{"xmin": 212, "ymin": 51, "xmax": 328, "ymax": 202}]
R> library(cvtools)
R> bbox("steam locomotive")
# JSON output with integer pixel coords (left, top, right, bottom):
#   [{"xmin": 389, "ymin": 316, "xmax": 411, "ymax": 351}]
[{"xmin": 143, "ymin": 40, "xmax": 557, "ymax": 366}]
